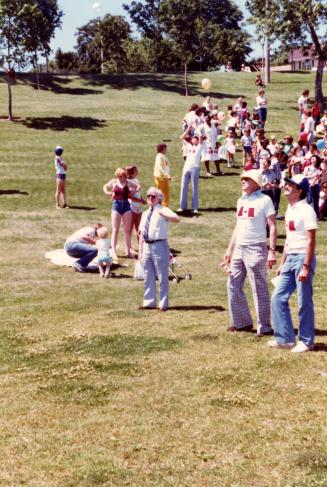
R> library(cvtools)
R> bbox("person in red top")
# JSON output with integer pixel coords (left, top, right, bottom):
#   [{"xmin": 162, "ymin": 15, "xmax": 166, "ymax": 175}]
[
  {"xmin": 312, "ymin": 98, "xmax": 321, "ymax": 129},
  {"xmin": 103, "ymin": 168, "xmax": 139, "ymax": 263}
]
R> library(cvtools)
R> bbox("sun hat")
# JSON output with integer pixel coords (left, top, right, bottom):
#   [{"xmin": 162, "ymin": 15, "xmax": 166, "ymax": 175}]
[
  {"xmin": 240, "ymin": 169, "xmax": 262, "ymax": 188},
  {"xmin": 284, "ymin": 174, "xmax": 310, "ymax": 194}
]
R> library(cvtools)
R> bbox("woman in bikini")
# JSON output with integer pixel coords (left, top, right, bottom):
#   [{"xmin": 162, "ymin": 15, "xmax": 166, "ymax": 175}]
[{"xmin": 103, "ymin": 168, "xmax": 139, "ymax": 263}]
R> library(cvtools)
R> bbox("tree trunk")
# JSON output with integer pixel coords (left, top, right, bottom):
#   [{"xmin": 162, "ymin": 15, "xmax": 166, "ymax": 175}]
[
  {"xmin": 184, "ymin": 62, "xmax": 189, "ymax": 96},
  {"xmin": 45, "ymin": 54, "xmax": 49, "ymax": 74},
  {"xmin": 34, "ymin": 59, "xmax": 40, "ymax": 90},
  {"xmin": 315, "ymin": 57, "xmax": 325, "ymax": 113},
  {"xmin": 7, "ymin": 77, "xmax": 13, "ymax": 121}
]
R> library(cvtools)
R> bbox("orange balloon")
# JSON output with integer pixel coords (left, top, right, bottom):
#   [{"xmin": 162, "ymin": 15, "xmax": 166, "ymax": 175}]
[{"xmin": 201, "ymin": 78, "xmax": 212, "ymax": 90}]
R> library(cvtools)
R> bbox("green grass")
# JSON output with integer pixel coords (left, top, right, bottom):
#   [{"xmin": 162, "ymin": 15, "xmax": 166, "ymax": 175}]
[{"xmin": 0, "ymin": 70, "xmax": 326, "ymax": 486}]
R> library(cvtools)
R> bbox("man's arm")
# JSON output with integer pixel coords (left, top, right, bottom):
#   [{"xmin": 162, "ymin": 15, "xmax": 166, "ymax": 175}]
[
  {"xmin": 222, "ymin": 227, "xmax": 237, "ymax": 264},
  {"xmin": 180, "ymin": 126, "xmax": 192, "ymax": 141},
  {"xmin": 158, "ymin": 207, "xmax": 180, "ymax": 223},
  {"xmin": 298, "ymin": 229, "xmax": 316, "ymax": 282},
  {"xmin": 267, "ymin": 214, "xmax": 277, "ymax": 269}
]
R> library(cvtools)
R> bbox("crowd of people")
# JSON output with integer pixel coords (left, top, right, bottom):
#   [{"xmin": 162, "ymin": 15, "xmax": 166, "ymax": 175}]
[{"xmin": 58, "ymin": 80, "xmax": 325, "ymax": 351}]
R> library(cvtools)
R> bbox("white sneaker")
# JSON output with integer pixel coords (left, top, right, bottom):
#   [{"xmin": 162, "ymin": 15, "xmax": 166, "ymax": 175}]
[
  {"xmin": 206, "ymin": 172, "xmax": 213, "ymax": 177},
  {"xmin": 267, "ymin": 339, "xmax": 295, "ymax": 349},
  {"xmin": 291, "ymin": 341, "xmax": 313, "ymax": 353},
  {"xmin": 192, "ymin": 209, "xmax": 199, "ymax": 214}
]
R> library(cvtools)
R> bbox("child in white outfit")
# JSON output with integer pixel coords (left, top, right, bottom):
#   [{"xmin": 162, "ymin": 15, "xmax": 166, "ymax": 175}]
[{"xmin": 96, "ymin": 226, "xmax": 112, "ymax": 278}]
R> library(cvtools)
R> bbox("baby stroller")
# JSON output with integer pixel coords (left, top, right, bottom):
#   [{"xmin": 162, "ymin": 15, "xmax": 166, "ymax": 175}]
[
  {"xmin": 169, "ymin": 252, "xmax": 192, "ymax": 283},
  {"xmin": 134, "ymin": 251, "xmax": 192, "ymax": 283}
]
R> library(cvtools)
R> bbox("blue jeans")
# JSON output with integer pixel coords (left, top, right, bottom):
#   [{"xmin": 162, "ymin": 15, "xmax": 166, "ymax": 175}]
[
  {"xmin": 142, "ymin": 240, "xmax": 169, "ymax": 309},
  {"xmin": 64, "ymin": 241, "xmax": 98, "ymax": 269},
  {"xmin": 180, "ymin": 166, "xmax": 200, "ymax": 210},
  {"xmin": 258, "ymin": 107, "xmax": 267, "ymax": 127},
  {"xmin": 271, "ymin": 254, "xmax": 316, "ymax": 346}
]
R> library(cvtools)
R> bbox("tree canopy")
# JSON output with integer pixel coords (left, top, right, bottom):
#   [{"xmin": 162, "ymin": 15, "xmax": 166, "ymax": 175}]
[{"xmin": 246, "ymin": 0, "xmax": 327, "ymax": 109}]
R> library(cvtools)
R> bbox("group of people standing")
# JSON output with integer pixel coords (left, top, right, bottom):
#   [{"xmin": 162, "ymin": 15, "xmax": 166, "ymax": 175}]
[{"xmin": 59, "ymin": 81, "xmax": 322, "ymax": 351}]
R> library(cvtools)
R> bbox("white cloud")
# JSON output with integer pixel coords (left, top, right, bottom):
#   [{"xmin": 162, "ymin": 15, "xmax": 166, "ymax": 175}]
[{"xmin": 92, "ymin": 2, "xmax": 101, "ymax": 10}]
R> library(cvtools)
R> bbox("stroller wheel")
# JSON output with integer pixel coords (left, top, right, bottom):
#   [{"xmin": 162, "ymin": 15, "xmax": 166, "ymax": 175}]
[
  {"xmin": 185, "ymin": 274, "xmax": 192, "ymax": 280},
  {"xmin": 173, "ymin": 277, "xmax": 180, "ymax": 283}
]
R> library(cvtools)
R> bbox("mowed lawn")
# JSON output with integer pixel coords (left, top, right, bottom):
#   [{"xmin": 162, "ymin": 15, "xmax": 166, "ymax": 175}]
[{"xmin": 0, "ymin": 71, "xmax": 326, "ymax": 487}]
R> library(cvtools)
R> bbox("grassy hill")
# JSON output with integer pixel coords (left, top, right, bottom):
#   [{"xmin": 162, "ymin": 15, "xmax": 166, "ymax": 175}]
[{"xmin": 0, "ymin": 71, "xmax": 326, "ymax": 487}]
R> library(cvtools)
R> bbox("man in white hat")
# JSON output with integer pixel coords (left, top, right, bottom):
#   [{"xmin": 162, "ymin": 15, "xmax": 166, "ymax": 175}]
[
  {"xmin": 222, "ymin": 169, "xmax": 277, "ymax": 336},
  {"xmin": 268, "ymin": 174, "xmax": 317, "ymax": 352}
]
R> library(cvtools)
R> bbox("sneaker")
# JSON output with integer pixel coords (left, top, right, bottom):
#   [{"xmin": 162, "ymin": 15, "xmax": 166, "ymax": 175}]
[
  {"xmin": 291, "ymin": 341, "xmax": 313, "ymax": 353},
  {"xmin": 206, "ymin": 172, "xmax": 213, "ymax": 177},
  {"xmin": 176, "ymin": 208, "xmax": 184, "ymax": 213},
  {"xmin": 276, "ymin": 214, "xmax": 284, "ymax": 221},
  {"xmin": 73, "ymin": 262, "xmax": 85, "ymax": 273},
  {"xmin": 192, "ymin": 209, "xmax": 199, "ymax": 214},
  {"xmin": 267, "ymin": 339, "xmax": 295, "ymax": 349}
]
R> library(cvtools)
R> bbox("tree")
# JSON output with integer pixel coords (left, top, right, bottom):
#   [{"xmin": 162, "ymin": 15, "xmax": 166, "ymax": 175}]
[
  {"xmin": 0, "ymin": 0, "xmax": 62, "ymax": 119},
  {"xmin": 160, "ymin": 0, "xmax": 251, "ymax": 95},
  {"xmin": 75, "ymin": 14, "xmax": 131, "ymax": 73},
  {"xmin": 246, "ymin": 0, "xmax": 327, "ymax": 111},
  {"xmin": 123, "ymin": 0, "xmax": 163, "ymax": 71},
  {"xmin": 18, "ymin": 0, "xmax": 63, "ymax": 88},
  {"xmin": 54, "ymin": 48, "xmax": 80, "ymax": 72}
]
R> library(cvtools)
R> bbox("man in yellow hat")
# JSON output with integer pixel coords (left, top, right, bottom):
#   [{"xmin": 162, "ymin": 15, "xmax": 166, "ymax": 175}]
[{"xmin": 222, "ymin": 169, "xmax": 277, "ymax": 336}]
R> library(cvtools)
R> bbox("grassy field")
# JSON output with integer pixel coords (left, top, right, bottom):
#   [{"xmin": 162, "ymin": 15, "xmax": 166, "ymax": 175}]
[{"xmin": 0, "ymin": 71, "xmax": 326, "ymax": 487}]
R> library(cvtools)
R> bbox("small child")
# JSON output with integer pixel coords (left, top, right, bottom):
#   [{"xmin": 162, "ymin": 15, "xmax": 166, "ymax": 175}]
[
  {"xmin": 126, "ymin": 164, "xmax": 146, "ymax": 246},
  {"xmin": 225, "ymin": 128, "xmax": 236, "ymax": 168},
  {"xmin": 96, "ymin": 226, "xmax": 112, "ymax": 278},
  {"xmin": 241, "ymin": 128, "xmax": 254, "ymax": 166},
  {"xmin": 255, "ymin": 74, "xmax": 264, "ymax": 88},
  {"xmin": 54, "ymin": 145, "xmax": 68, "ymax": 209},
  {"xmin": 319, "ymin": 181, "xmax": 327, "ymax": 218}
]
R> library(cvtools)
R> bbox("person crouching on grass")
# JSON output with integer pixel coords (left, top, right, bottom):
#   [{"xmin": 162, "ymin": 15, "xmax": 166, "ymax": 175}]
[
  {"xmin": 138, "ymin": 188, "xmax": 180, "ymax": 311},
  {"xmin": 269, "ymin": 175, "xmax": 317, "ymax": 353},
  {"xmin": 54, "ymin": 146, "xmax": 68, "ymax": 209}
]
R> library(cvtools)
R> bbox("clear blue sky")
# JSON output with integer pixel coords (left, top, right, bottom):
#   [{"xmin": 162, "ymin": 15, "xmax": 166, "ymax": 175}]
[{"xmin": 50, "ymin": 0, "xmax": 261, "ymax": 59}]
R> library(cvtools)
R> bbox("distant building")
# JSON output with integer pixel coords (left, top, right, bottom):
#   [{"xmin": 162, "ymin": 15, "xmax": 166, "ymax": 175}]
[{"xmin": 288, "ymin": 46, "xmax": 326, "ymax": 71}]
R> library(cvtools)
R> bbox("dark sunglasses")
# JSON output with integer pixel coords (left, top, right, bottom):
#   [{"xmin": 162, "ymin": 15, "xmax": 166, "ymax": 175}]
[{"xmin": 147, "ymin": 194, "xmax": 157, "ymax": 199}]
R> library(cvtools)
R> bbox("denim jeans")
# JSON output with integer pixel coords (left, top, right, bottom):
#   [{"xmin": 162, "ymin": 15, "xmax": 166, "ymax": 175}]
[
  {"xmin": 180, "ymin": 165, "xmax": 200, "ymax": 210},
  {"xmin": 271, "ymin": 253, "xmax": 316, "ymax": 346},
  {"xmin": 64, "ymin": 241, "xmax": 98, "ymax": 269}
]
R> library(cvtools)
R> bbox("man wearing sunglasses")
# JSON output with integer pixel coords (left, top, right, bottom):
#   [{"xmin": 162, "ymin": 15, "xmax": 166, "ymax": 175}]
[
  {"xmin": 222, "ymin": 169, "xmax": 277, "ymax": 336},
  {"xmin": 138, "ymin": 187, "xmax": 180, "ymax": 311},
  {"xmin": 269, "ymin": 174, "xmax": 317, "ymax": 352}
]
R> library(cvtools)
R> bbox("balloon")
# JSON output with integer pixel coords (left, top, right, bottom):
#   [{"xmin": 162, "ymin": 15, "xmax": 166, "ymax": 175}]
[
  {"xmin": 316, "ymin": 139, "xmax": 326, "ymax": 151},
  {"xmin": 201, "ymin": 78, "xmax": 212, "ymax": 90},
  {"xmin": 218, "ymin": 111, "xmax": 225, "ymax": 121}
]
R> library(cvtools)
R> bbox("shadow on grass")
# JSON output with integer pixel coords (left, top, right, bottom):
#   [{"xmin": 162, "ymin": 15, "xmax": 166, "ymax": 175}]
[
  {"xmin": 21, "ymin": 116, "xmax": 106, "ymax": 131},
  {"xmin": 79, "ymin": 73, "xmax": 243, "ymax": 98},
  {"xmin": 68, "ymin": 205, "xmax": 97, "ymax": 211},
  {"xmin": 168, "ymin": 305, "xmax": 225, "ymax": 311},
  {"xmin": 178, "ymin": 210, "xmax": 202, "ymax": 218},
  {"xmin": 314, "ymin": 343, "xmax": 327, "ymax": 352},
  {"xmin": 0, "ymin": 189, "xmax": 28, "ymax": 195},
  {"xmin": 199, "ymin": 207, "xmax": 236, "ymax": 212}
]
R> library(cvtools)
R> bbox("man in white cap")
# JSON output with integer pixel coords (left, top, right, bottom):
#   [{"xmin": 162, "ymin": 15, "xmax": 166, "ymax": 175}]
[
  {"xmin": 222, "ymin": 169, "xmax": 277, "ymax": 336},
  {"xmin": 269, "ymin": 174, "xmax": 317, "ymax": 352}
]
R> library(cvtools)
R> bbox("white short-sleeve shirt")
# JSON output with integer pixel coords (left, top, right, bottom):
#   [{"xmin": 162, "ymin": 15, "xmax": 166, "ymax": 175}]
[
  {"xmin": 285, "ymin": 199, "xmax": 317, "ymax": 254},
  {"xmin": 139, "ymin": 205, "xmax": 169, "ymax": 241},
  {"xmin": 235, "ymin": 191, "xmax": 275, "ymax": 245}
]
